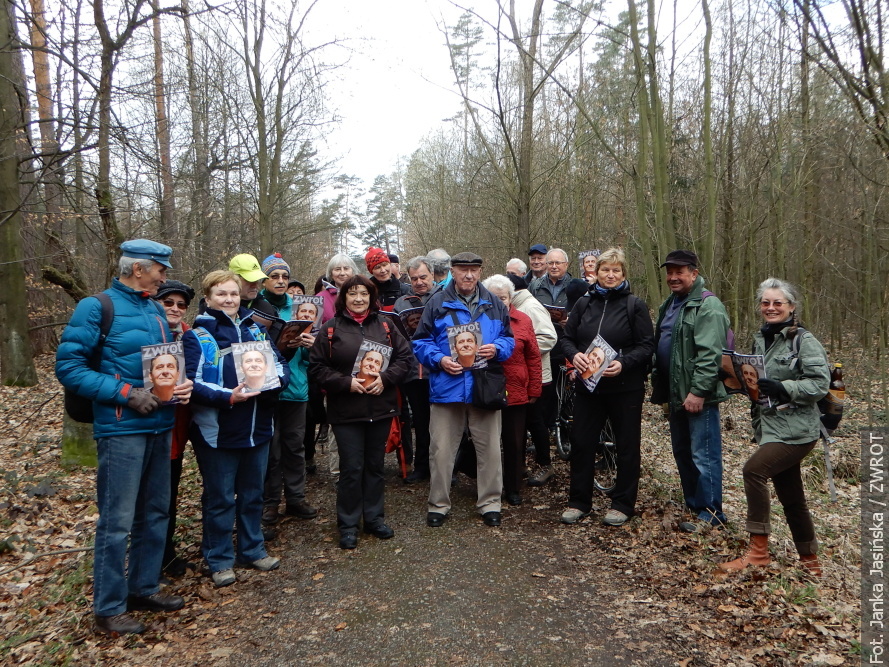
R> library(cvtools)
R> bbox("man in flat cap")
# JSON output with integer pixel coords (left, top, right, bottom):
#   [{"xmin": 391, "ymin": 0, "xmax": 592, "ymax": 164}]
[
  {"xmin": 650, "ymin": 249, "xmax": 731, "ymax": 533},
  {"xmin": 56, "ymin": 240, "xmax": 193, "ymax": 635},
  {"xmin": 412, "ymin": 252, "xmax": 515, "ymax": 528}
]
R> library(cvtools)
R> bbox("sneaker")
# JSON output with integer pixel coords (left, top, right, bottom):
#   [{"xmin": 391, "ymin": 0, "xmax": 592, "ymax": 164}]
[
  {"xmin": 603, "ymin": 509, "xmax": 629, "ymax": 526},
  {"xmin": 679, "ymin": 520, "xmax": 714, "ymax": 534},
  {"xmin": 249, "ymin": 556, "xmax": 280, "ymax": 571},
  {"xmin": 527, "ymin": 465, "xmax": 553, "ymax": 487},
  {"xmin": 560, "ymin": 508, "xmax": 590, "ymax": 524},
  {"xmin": 212, "ymin": 569, "xmax": 236, "ymax": 588}
]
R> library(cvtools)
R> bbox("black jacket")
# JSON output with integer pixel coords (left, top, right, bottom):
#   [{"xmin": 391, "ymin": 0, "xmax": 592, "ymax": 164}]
[
  {"xmin": 372, "ymin": 275, "xmax": 412, "ymax": 311},
  {"xmin": 562, "ymin": 285, "xmax": 655, "ymax": 394},
  {"xmin": 308, "ymin": 312, "xmax": 411, "ymax": 424}
]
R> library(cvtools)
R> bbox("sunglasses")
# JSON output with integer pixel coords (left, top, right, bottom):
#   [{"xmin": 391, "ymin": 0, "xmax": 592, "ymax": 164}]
[{"xmin": 162, "ymin": 299, "xmax": 188, "ymax": 310}]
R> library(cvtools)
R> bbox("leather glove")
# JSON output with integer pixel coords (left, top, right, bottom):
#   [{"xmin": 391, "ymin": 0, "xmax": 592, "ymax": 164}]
[
  {"xmin": 717, "ymin": 368, "xmax": 731, "ymax": 381},
  {"xmin": 757, "ymin": 378, "xmax": 791, "ymax": 403},
  {"xmin": 127, "ymin": 388, "xmax": 162, "ymax": 415}
]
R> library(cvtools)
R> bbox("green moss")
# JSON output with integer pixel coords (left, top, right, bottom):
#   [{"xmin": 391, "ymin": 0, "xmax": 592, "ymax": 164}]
[{"xmin": 60, "ymin": 419, "xmax": 96, "ymax": 468}]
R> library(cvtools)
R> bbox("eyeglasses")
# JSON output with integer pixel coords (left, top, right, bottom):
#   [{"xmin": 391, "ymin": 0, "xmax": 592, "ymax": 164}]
[
  {"xmin": 546, "ymin": 261, "xmax": 568, "ymax": 266},
  {"xmin": 760, "ymin": 300, "xmax": 788, "ymax": 307},
  {"xmin": 268, "ymin": 273, "xmax": 290, "ymax": 281},
  {"xmin": 162, "ymin": 299, "xmax": 188, "ymax": 310}
]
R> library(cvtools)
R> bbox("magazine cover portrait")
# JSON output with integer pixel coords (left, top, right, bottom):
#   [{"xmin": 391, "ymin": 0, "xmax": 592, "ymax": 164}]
[
  {"xmin": 350, "ymin": 340, "xmax": 393, "ymax": 385},
  {"xmin": 291, "ymin": 295, "xmax": 324, "ymax": 331},
  {"xmin": 730, "ymin": 352, "xmax": 770, "ymax": 406},
  {"xmin": 141, "ymin": 341, "xmax": 185, "ymax": 404},
  {"xmin": 579, "ymin": 335, "xmax": 617, "ymax": 392},
  {"xmin": 447, "ymin": 321, "xmax": 485, "ymax": 370},
  {"xmin": 232, "ymin": 340, "xmax": 281, "ymax": 391}
]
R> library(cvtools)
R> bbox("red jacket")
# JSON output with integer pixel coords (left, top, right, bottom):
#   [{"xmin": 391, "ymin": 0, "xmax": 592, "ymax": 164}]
[
  {"xmin": 503, "ymin": 307, "xmax": 542, "ymax": 406},
  {"xmin": 170, "ymin": 322, "xmax": 191, "ymax": 460}
]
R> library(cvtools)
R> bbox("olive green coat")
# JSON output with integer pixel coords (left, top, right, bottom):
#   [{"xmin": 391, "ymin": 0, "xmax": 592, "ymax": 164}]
[
  {"xmin": 651, "ymin": 276, "xmax": 730, "ymax": 408},
  {"xmin": 751, "ymin": 327, "xmax": 830, "ymax": 445}
]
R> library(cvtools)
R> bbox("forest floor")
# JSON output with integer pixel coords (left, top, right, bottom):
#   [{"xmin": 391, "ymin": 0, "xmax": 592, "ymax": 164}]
[{"xmin": 0, "ymin": 354, "xmax": 869, "ymax": 666}]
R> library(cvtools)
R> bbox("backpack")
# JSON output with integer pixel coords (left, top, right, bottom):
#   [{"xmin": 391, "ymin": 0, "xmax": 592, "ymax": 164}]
[{"xmin": 64, "ymin": 293, "xmax": 114, "ymax": 423}]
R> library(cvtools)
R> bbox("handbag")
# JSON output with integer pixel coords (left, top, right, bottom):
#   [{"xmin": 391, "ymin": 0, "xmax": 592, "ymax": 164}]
[{"xmin": 471, "ymin": 360, "xmax": 508, "ymax": 410}]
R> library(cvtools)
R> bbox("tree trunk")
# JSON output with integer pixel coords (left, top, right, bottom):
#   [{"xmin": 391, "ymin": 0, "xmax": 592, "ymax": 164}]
[
  {"xmin": 0, "ymin": 0, "xmax": 37, "ymax": 386},
  {"xmin": 152, "ymin": 7, "xmax": 176, "ymax": 239}
]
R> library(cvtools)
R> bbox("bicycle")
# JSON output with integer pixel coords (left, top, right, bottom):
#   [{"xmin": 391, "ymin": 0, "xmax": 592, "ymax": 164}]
[{"xmin": 552, "ymin": 363, "xmax": 617, "ymax": 493}]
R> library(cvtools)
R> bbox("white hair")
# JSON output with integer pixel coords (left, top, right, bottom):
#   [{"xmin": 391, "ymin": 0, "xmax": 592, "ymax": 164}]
[
  {"xmin": 506, "ymin": 258, "xmax": 527, "ymax": 274},
  {"xmin": 482, "ymin": 274, "xmax": 515, "ymax": 297}
]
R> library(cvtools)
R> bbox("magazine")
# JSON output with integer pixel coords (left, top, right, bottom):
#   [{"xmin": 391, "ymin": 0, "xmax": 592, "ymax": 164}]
[
  {"xmin": 447, "ymin": 321, "xmax": 486, "ymax": 370},
  {"xmin": 578, "ymin": 249, "xmax": 601, "ymax": 277},
  {"xmin": 729, "ymin": 352, "xmax": 771, "ymax": 407},
  {"xmin": 141, "ymin": 341, "xmax": 186, "ymax": 405},
  {"xmin": 720, "ymin": 350, "xmax": 744, "ymax": 395},
  {"xmin": 579, "ymin": 335, "xmax": 618, "ymax": 393},
  {"xmin": 544, "ymin": 304, "xmax": 567, "ymax": 323},
  {"xmin": 247, "ymin": 310, "xmax": 285, "ymax": 344},
  {"xmin": 232, "ymin": 340, "xmax": 281, "ymax": 392},
  {"xmin": 291, "ymin": 295, "xmax": 324, "ymax": 332},
  {"xmin": 397, "ymin": 306, "xmax": 424, "ymax": 336},
  {"xmin": 351, "ymin": 339, "xmax": 393, "ymax": 386},
  {"xmin": 276, "ymin": 320, "xmax": 314, "ymax": 352},
  {"xmin": 378, "ymin": 309, "xmax": 411, "ymax": 340}
]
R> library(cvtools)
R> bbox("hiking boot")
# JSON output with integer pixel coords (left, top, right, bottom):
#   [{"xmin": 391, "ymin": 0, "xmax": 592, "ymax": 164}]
[
  {"xmin": 718, "ymin": 534, "xmax": 771, "ymax": 572},
  {"xmin": 339, "ymin": 532, "xmax": 358, "ymax": 549},
  {"xmin": 95, "ymin": 612, "xmax": 146, "ymax": 635},
  {"xmin": 560, "ymin": 508, "xmax": 589, "ymax": 524},
  {"xmin": 504, "ymin": 492, "xmax": 522, "ymax": 506},
  {"xmin": 163, "ymin": 556, "xmax": 190, "ymax": 578},
  {"xmin": 127, "ymin": 592, "xmax": 185, "ymax": 612},
  {"xmin": 602, "ymin": 509, "xmax": 629, "ymax": 526},
  {"xmin": 261, "ymin": 505, "xmax": 280, "ymax": 525},
  {"xmin": 526, "ymin": 465, "xmax": 553, "ymax": 487},
  {"xmin": 482, "ymin": 511, "xmax": 502, "ymax": 527},
  {"xmin": 285, "ymin": 500, "xmax": 318, "ymax": 519},
  {"xmin": 212, "ymin": 569, "xmax": 236, "ymax": 588},
  {"xmin": 363, "ymin": 523, "xmax": 395, "ymax": 539},
  {"xmin": 679, "ymin": 520, "xmax": 715, "ymax": 534},
  {"xmin": 405, "ymin": 469, "xmax": 430, "ymax": 484},
  {"xmin": 800, "ymin": 554, "xmax": 822, "ymax": 578}
]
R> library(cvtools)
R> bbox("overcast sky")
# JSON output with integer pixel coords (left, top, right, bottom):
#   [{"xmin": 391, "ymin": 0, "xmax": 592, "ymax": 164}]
[{"xmin": 307, "ymin": 0, "xmax": 467, "ymax": 187}]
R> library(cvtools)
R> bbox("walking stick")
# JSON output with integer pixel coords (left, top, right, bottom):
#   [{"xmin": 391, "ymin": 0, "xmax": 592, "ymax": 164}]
[{"xmin": 819, "ymin": 423, "xmax": 838, "ymax": 503}]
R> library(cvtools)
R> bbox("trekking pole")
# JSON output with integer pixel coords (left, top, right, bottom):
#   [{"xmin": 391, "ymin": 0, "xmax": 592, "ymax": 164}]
[{"xmin": 819, "ymin": 423, "xmax": 837, "ymax": 503}]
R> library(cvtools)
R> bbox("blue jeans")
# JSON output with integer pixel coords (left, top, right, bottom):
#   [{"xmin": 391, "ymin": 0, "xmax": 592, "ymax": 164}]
[
  {"xmin": 194, "ymin": 441, "xmax": 270, "ymax": 572},
  {"xmin": 94, "ymin": 431, "xmax": 172, "ymax": 617},
  {"xmin": 669, "ymin": 404, "xmax": 726, "ymax": 525}
]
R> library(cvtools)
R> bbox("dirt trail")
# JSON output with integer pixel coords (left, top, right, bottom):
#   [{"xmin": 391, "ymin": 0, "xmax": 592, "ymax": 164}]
[{"xmin": 220, "ymin": 462, "xmax": 676, "ymax": 667}]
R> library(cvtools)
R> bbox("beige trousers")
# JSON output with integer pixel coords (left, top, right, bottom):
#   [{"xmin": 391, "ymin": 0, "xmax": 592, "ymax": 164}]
[{"xmin": 427, "ymin": 403, "xmax": 503, "ymax": 515}]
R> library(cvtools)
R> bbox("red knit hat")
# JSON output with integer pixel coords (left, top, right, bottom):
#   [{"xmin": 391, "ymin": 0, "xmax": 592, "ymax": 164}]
[{"xmin": 364, "ymin": 247, "xmax": 389, "ymax": 273}]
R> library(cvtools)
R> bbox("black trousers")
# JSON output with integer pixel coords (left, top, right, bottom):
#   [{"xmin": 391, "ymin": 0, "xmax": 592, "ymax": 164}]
[
  {"xmin": 501, "ymin": 404, "xmax": 528, "ymax": 496},
  {"xmin": 568, "ymin": 387, "xmax": 644, "ymax": 516},
  {"xmin": 332, "ymin": 419, "xmax": 392, "ymax": 534},
  {"xmin": 304, "ymin": 382, "xmax": 326, "ymax": 463},
  {"xmin": 163, "ymin": 454, "xmax": 183, "ymax": 568},
  {"xmin": 403, "ymin": 379, "xmax": 431, "ymax": 474},
  {"xmin": 526, "ymin": 382, "xmax": 555, "ymax": 466}
]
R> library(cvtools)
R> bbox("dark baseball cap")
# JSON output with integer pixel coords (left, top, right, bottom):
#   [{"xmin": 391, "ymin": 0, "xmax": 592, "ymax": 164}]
[
  {"xmin": 154, "ymin": 279, "xmax": 195, "ymax": 305},
  {"xmin": 528, "ymin": 244, "xmax": 548, "ymax": 255},
  {"xmin": 660, "ymin": 249, "xmax": 699, "ymax": 268},
  {"xmin": 451, "ymin": 252, "xmax": 484, "ymax": 267}
]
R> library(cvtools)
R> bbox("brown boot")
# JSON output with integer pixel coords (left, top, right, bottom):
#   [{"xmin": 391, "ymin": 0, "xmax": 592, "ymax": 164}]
[
  {"xmin": 799, "ymin": 554, "xmax": 822, "ymax": 578},
  {"xmin": 718, "ymin": 534, "xmax": 770, "ymax": 572}
]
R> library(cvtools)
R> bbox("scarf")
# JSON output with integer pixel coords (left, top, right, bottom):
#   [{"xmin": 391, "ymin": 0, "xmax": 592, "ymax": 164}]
[
  {"xmin": 761, "ymin": 317, "xmax": 794, "ymax": 351},
  {"xmin": 347, "ymin": 309, "xmax": 370, "ymax": 324},
  {"xmin": 593, "ymin": 280, "xmax": 628, "ymax": 297}
]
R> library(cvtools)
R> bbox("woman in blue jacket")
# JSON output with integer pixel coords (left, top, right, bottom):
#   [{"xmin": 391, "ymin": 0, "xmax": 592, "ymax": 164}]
[{"xmin": 183, "ymin": 270, "xmax": 290, "ymax": 588}]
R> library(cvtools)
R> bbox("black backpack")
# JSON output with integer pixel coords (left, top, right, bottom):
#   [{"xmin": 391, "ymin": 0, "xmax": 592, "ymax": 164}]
[{"xmin": 63, "ymin": 293, "xmax": 114, "ymax": 423}]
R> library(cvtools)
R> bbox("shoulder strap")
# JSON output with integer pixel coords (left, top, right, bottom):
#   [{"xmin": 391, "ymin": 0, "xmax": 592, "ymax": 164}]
[
  {"xmin": 327, "ymin": 321, "xmax": 335, "ymax": 357},
  {"xmin": 788, "ymin": 326, "xmax": 807, "ymax": 370},
  {"xmin": 448, "ymin": 310, "xmax": 460, "ymax": 326},
  {"xmin": 94, "ymin": 292, "xmax": 114, "ymax": 344},
  {"xmin": 381, "ymin": 319, "xmax": 392, "ymax": 344}
]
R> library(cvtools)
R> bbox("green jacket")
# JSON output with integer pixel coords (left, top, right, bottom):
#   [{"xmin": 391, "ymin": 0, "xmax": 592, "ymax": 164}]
[
  {"xmin": 651, "ymin": 276, "xmax": 730, "ymax": 408},
  {"xmin": 751, "ymin": 327, "xmax": 829, "ymax": 445}
]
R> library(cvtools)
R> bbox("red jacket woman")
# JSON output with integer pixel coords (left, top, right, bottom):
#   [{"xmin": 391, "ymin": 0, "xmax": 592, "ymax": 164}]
[{"xmin": 482, "ymin": 275, "xmax": 542, "ymax": 506}]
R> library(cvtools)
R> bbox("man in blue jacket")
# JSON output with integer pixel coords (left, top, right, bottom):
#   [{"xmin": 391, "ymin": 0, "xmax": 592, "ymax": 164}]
[
  {"xmin": 412, "ymin": 252, "xmax": 515, "ymax": 528},
  {"xmin": 56, "ymin": 240, "xmax": 193, "ymax": 635}
]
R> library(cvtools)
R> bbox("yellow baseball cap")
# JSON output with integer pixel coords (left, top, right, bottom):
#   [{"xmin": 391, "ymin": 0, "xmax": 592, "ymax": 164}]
[{"xmin": 229, "ymin": 254, "xmax": 267, "ymax": 282}]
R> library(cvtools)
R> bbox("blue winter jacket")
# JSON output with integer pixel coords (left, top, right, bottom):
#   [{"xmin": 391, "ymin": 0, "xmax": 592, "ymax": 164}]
[
  {"xmin": 183, "ymin": 306, "xmax": 290, "ymax": 449},
  {"xmin": 411, "ymin": 282, "xmax": 515, "ymax": 404},
  {"xmin": 55, "ymin": 279, "xmax": 176, "ymax": 439}
]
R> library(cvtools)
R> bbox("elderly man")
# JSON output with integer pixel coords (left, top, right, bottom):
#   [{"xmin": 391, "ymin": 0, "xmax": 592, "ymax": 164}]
[
  {"xmin": 527, "ymin": 247, "xmax": 587, "ymax": 486},
  {"xmin": 650, "ymin": 249, "xmax": 730, "ymax": 533},
  {"xmin": 228, "ymin": 253, "xmax": 277, "ymax": 319},
  {"xmin": 506, "ymin": 258, "xmax": 527, "ymax": 277},
  {"xmin": 56, "ymin": 240, "xmax": 193, "ymax": 635},
  {"xmin": 394, "ymin": 257, "xmax": 441, "ymax": 483},
  {"xmin": 526, "ymin": 243, "xmax": 548, "ymax": 282},
  {"xmin": 412, "ymin": 252, "xmax": 515, "ymax": 527}
]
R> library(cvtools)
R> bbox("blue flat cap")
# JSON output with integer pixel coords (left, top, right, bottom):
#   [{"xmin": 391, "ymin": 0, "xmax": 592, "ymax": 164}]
[{"xmin": 120, "ymin": 239, "xmax": 173, "ymax": 268}]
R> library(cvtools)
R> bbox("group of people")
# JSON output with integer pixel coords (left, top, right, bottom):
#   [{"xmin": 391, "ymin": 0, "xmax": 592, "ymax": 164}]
[{"xmin": 56, "ymin": 239, "xmax": 831, "ymax": 636}]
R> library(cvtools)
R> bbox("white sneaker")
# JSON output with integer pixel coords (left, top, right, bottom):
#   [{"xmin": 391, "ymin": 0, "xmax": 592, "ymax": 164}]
[
  {"xmin": 212, "ymin": 569, "xmax": 236, "ymax": 588},
  {"xmin": 560, "ymin": 508, "xmax": 590, "ymax": 524},
  {"xmin": 603, "ymin": 509, "xmax": 629, "ymax": 526},
  {"xmin": 249, "ymin": 556, "xmax": 280, "ymax": 571}
]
